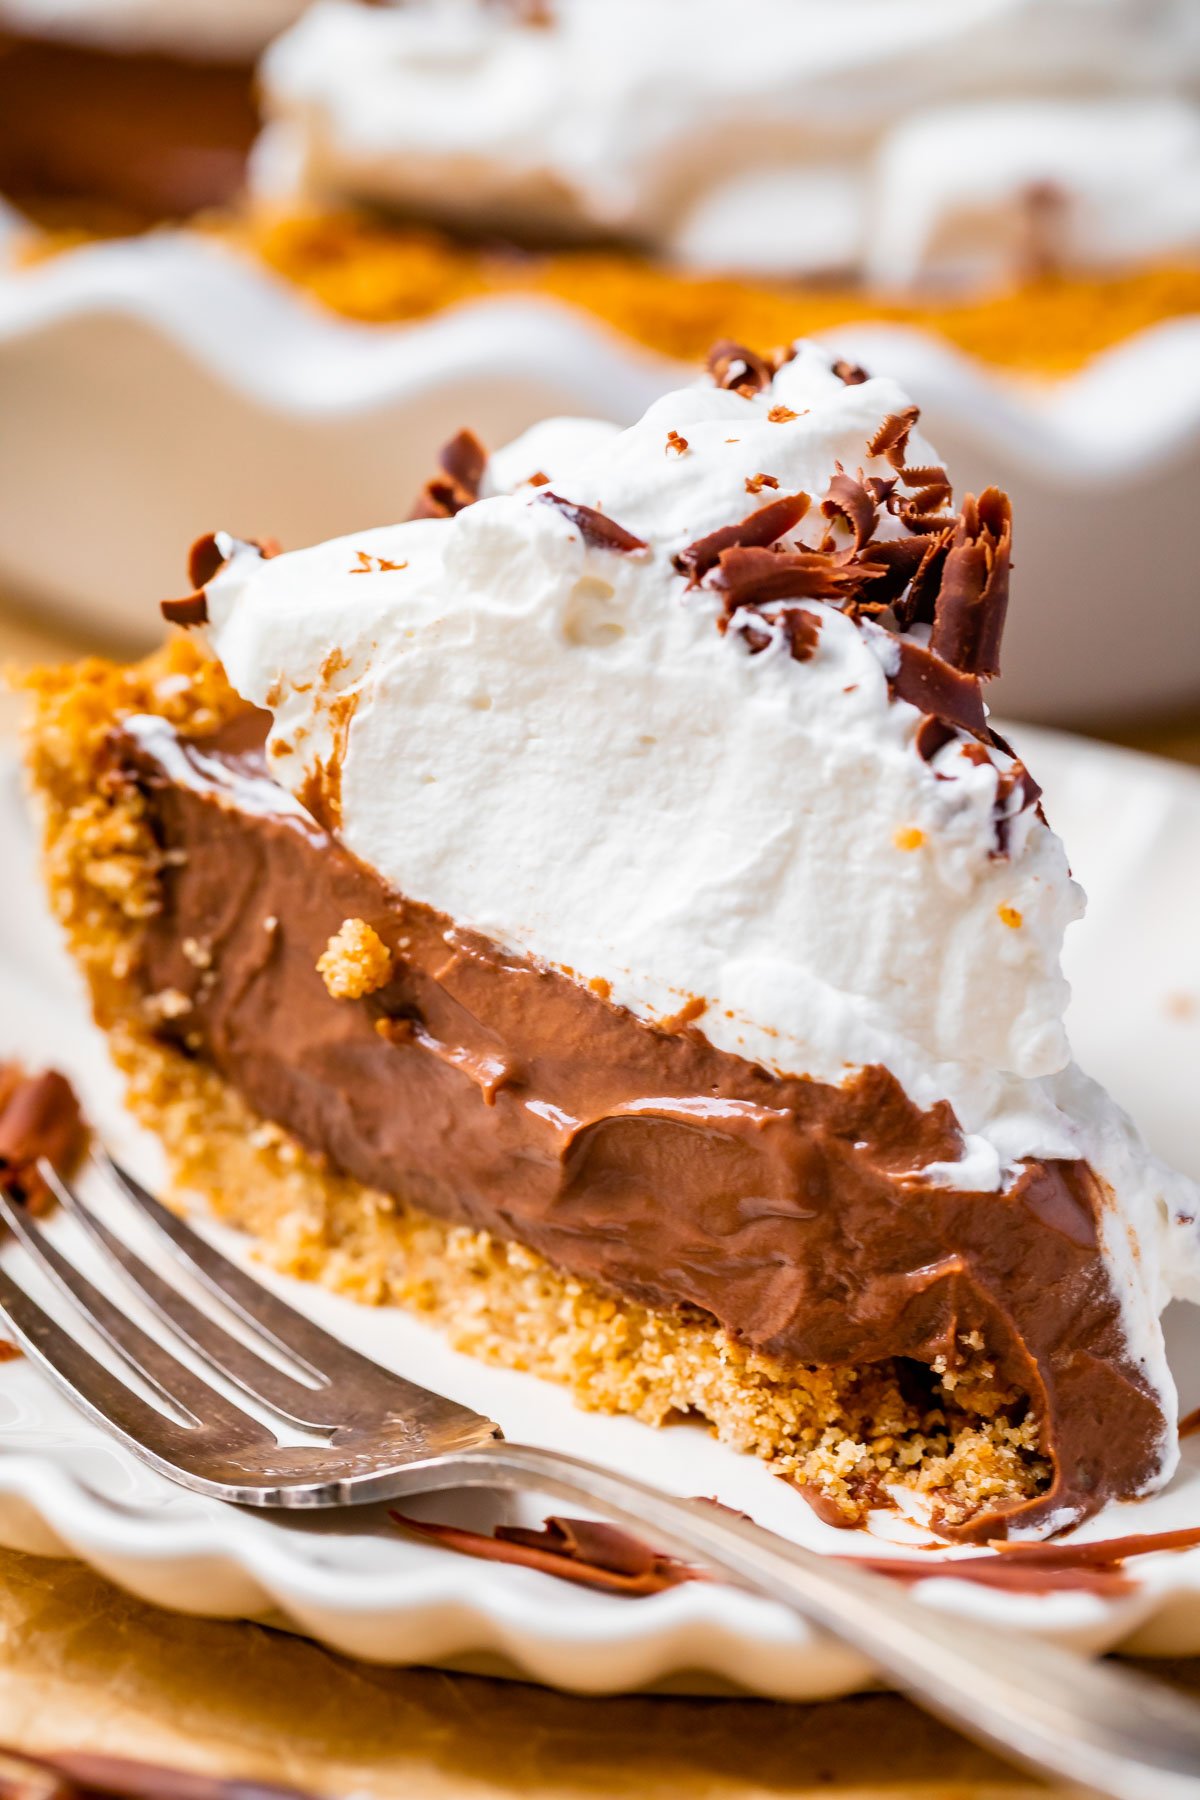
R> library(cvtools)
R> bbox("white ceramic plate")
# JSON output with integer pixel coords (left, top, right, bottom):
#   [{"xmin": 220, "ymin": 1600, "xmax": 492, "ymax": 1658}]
[
  {"xmin": 2, "ymin": 229, "xmax": 1198, "ymax": 721},
  {"xmin": 0, "ymin": 727, "xmax": 1198, "ymax": 1698}
]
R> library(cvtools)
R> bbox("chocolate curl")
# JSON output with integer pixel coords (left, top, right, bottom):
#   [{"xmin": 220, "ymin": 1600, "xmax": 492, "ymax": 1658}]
[
  {"xmin": 930, "ymin": 487, "xmax": 1012, "ymax": 678},
  {"xmin": 831, "ymin": 357, "xmax": 870, "ymax": 386},
  {"xmin": 162, "ymin": 533, "xmax": 281, "ymax": 628},
  {"xmin": 710, "ymin": 544, "xmax": 861, "ymax": 609},
  {"xmin": 0, "ymin": 1064, "xmax": 85, "ymax": 1212},
  {"xmin": 674, "ymin": 490, "xmax": 810, "ymax": 583},
  {"xmin": 390, "ymin": 1510, "xmax": 699, "ymax": 1596},
  {"xmin": 820, "ymin": 467, "xmax": 878, "ymax": 552},
  {"xmin": 890, "ymin": 640, "xmax": 987, "ymax": 737},
  {"xmin": 160, "ymin": 592, "xmax": 210, "ymax": 627},
  {"xmin": 706, "ymin": 338, "xmax": 773, "ymax": 396},
  {"xmin": 538, "ymin": 492, "xmax": 648, "ymax": 553},
  {"xmin": 915, "ymin": 715, "xmax": 957, "ymax": 762},
  {"xmin": 866, "ymin": 405, "xmax": 921, "ymax": 471},
  {"xmin": 410, "ymin": 427, "xmax": 488, "ymax": 520}
]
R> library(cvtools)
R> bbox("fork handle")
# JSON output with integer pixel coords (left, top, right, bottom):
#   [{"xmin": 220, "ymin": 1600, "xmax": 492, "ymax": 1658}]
[{"xmin": 421, "ymin": 1439, "xmax": 1200, "ymax": 1800}]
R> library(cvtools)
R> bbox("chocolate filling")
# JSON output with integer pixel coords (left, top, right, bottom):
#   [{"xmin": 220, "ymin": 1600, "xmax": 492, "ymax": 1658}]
[
  {"xmin": 110, "ymin": 713, "xmax": 1165, "ymax": 1539},
  {"xmin": 0, "ymin": 32, "xmax": 258, "ymax": 220}
]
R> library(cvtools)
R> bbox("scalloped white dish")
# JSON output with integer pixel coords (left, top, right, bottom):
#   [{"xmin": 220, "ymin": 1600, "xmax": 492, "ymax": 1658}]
[
  {"xmin": 0, "ymin": 726, "xmax": 1198, "ymax": 1697},
  {"xmin": 1, "ymin": 230, "xmax": 1198, "ymax": 721}
]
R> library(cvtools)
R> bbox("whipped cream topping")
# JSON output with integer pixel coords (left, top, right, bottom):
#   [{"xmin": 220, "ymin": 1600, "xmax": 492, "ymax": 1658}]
[
  {"xmin": 200, "ymin": 340, "xmax": 1200, "ymax": 1475},
  {"xmin": 252, "ymin": 0, "xmax": 1200, "ymax": 284},
  {"xmin": 0, "ymin": 0, "xmax": 309, "ymax": 58}
]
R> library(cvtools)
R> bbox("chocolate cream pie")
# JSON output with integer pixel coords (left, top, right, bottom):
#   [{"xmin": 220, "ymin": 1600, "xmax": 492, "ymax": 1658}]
[{"xmin": 25, "ymin": 340, "xmax": 1200, "ymax": 1539}]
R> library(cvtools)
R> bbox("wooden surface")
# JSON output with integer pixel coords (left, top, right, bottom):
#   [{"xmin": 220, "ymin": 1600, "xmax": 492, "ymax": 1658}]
[{"xmin": 1, "ymin": 595, "xmax": 1198, "ymax": 1799}]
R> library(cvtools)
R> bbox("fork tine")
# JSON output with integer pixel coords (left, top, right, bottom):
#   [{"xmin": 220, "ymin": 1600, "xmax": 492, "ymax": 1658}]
[
  {"xmin": 0, "ymin": 1187, "xmax": 266, "ymax": 1443},
  {"xmin": 0, "ymin": 1253, "xmax": 199, "ymax": 1458},
  {"xmin": 39, "ymin": 1161, "xmax": 345, "ymax": 1431},
  {"xmin": 94, "ymin": 1150, "xmax": 424, "ymax": 1402}
]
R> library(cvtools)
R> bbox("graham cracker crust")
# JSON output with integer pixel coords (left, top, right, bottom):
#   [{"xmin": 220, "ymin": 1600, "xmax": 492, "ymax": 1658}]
[{"xmin": 22, "ymin": 639, "xmax": 1049, "ymax": 1532}]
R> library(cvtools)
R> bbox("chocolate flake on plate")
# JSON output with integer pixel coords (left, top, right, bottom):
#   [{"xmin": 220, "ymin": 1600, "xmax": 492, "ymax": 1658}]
[
  {"xmin": 0, "ymin": 1062, "xmax": 85, "ymax": 1212},
  {"xmin": 390, "ymin": 1509, "xmax": 701, "ymax": 1596},
  {"xmin": 539, "ymin": 492, "xmax": 648, "ymax": 553}
]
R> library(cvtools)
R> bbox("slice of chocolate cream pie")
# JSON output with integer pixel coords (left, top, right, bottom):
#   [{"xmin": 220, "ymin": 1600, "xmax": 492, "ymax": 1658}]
[{"xmin": 25, "ymin": 340, "xmax": 1200, "ymax": 1540}]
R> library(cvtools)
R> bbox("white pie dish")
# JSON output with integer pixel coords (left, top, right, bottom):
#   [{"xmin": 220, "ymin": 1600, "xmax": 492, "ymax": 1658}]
[
  {"xmin": 0, "ymin": 724, "xmax": 1198, "ymax": 1696},
  {"xmin": 1, "ymin": 229, "xmax": 1198, "ymax": 723}
]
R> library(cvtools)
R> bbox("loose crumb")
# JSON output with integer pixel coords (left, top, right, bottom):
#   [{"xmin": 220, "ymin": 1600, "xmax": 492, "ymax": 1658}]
[
  {"xmin": 997, "ymin": 904, "xmax": 1024, "ymax": 930},
  {"xmin": 317, "ymin": 918, "xmax": 394, "ymax": 999},
  {"xmin": 893, "ymin": 826, "xmax": 925, "ymax": 851}
]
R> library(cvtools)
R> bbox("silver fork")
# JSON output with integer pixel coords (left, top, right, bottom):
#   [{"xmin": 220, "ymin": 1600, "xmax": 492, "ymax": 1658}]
[{"xmin": 0, "ymin": 1155, "xmax": 1198, "ymax": 1800}]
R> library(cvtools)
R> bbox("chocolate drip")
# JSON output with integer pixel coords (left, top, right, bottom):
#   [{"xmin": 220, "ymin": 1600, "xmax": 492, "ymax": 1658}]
[{"xmin": 112, "ymin": 718, "xmax": 1165, "ymax": 1540}]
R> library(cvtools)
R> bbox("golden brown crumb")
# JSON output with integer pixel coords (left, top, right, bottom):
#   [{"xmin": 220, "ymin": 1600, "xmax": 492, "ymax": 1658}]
[
  {"xmin": 997, "ymin": 904, "xmax": 1023, "ymax": 930},
  {"xmin": 893, "ymin": 826, "xmax": 926, "ymax": 852},
  {"xmin": 317, "ymin": 918, "xmax": 393, "ymax": 999}
]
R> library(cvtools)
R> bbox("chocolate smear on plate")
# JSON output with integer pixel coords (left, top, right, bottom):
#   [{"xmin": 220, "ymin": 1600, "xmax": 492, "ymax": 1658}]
[{"xmin": 393, "ymin": 1507, "xmax": 1200, "ymax": 1602}]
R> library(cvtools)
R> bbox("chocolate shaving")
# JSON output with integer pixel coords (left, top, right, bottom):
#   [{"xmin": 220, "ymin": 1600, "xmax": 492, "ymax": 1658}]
[
  {"xmin": 899, "ymin": 464, "xmax": 949, "ymax": 491},
  {"xmin": 394, "ymin": 1502, "xmax": 1200, "ymax": 1606},
  {"xmin": 187, "ymin": 532, "xmax": 226, "ymax": 591},
  {"xmin": 410, "ymin": 427, "xmax": 488, "ymax": 520},
  {"xmin": 710, "ymin": 544, "xmax": 861, "ymax": 609},
  {"xmin": 0, "ymin": 1746, "xmax": 313, "ymax": 1800},
  {"xmin": 0, "ymin": 1063, "xmax": 86, "ymax": 1212},
  {"xmin": 160, "ymin": 591, "xmax": 209, "ymax": 628},
  {"xmin": 890, "ymin": 639, "xmax": 987, "ymax": 736},
  {"xmin": 164, "ymin": 534, "xmax": 281, "ymax": 628},
  {"xmin": 821, "ymin": 467, "xmax": 879, "ymax": 552},
  {"xmin": 390, "ymin": 1510, "xmax": 699, "ymax": 1596},
  {"xmin": 674, "ymin": 490, "xmax": 810, "ymax": 583},
  {"xmin": 831, "ymin": 357, "xmax": 870, "ymax": 386},
  {"xmin": 866, "ymin": 405, "xmax": 921, "ymax": 471},
  {"xmin": 900, "ymin": 481, "xmax": 953, "ymax": 519},
  {"xmin": 706, "ymin": 338, "xmax": 773, "ymax": 397},
  {"xmin": 929, "ymin": 487, "xmax": 1012, "ymax": 678},
  {"xmin": 539, "ymin": 492, "xmax": 648, "ymax": 554},
  {"xmin": 915, "ymin": 715, "xmax": 957, "ymax": 762}
]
